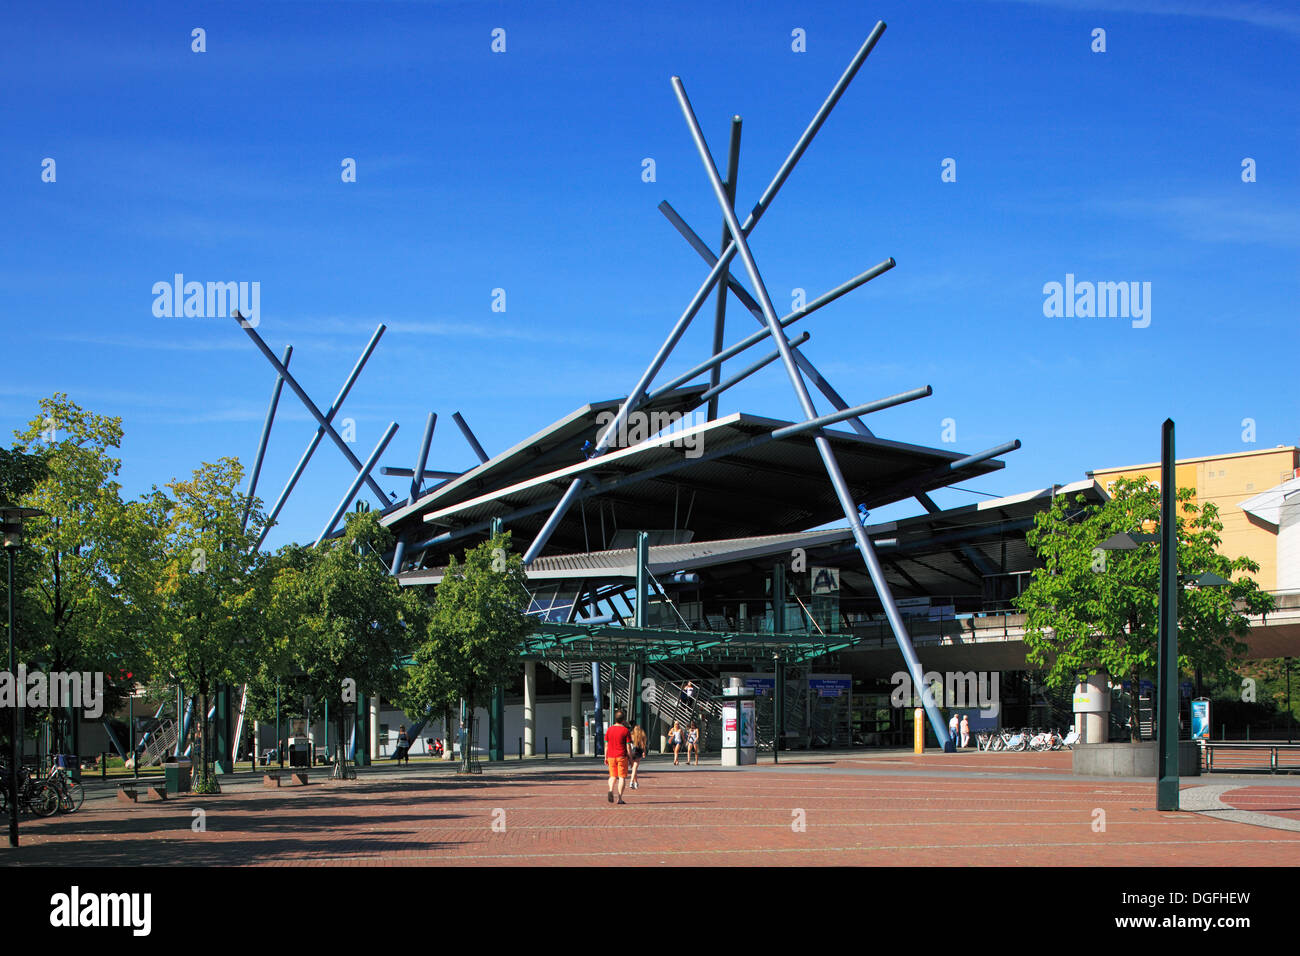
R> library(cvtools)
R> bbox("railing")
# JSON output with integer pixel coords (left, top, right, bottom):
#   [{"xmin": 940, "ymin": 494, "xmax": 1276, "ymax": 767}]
[{"xmin": 1203, "ymin": 741, "xmax": 1300, "ymax": 774}]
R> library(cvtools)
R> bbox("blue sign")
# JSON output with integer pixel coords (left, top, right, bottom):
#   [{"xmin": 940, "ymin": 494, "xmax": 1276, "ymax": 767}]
[
  {"xmin": 741, "ymin": 677, "xmax": 775, "ymax": 696},
  {"xmin": 809, "ymin": 678, "xmax": 851, "ymax": 698}
]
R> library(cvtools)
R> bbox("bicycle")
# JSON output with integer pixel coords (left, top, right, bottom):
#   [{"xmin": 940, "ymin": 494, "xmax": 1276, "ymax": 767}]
[
  {"xmin": 0, "ymin": 763, "xmax": 60, "ymax": 818},
  {"xmin": 47, "ymin": 757, "xmax": 84, "ymax": 814}
]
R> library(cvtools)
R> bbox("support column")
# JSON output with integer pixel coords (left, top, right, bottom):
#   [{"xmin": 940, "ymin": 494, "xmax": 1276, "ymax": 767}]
[
  {"xmin": 591, "ymin": 662, "xmax": 605, "ymax": 757},
  {"xmin": 523, "ymin": 662, "xmax": 537, "ymax": 756},
  {"xmin": 773, "ymin": 562, "xmax": 786, "ymax": 633},
  {"xmin": 635, "ymin": 532, "xmax": 649, "ymax": 629},
  {"xmin": 213, "ymin": 685, "xmax": 232, "ymax": 775},
  {"xmin": 489, "ymin": 685, "xmax": 505, "ymax": 761},
  {"xmin": 570, "ymin": 678, "xmax": 582, "ymax": 755},
  {"xmin": 774, "ymin": 657, "xmax": 785, "ymax": 761},
  {"xmin": 354, "ymin": 693, "xmax": 370, "ymax": 767},
  {"xmin": 369, "ymin": 696, "xmax": 380, "ymax": 760}
]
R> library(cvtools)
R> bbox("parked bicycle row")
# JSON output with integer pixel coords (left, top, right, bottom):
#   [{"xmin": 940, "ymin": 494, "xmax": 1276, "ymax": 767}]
[
  {"xmin": 975, "ymin": 728, "xmax": 1080, "ymax": 752},
  {"xmin": 0, "ymin": 755, "xmax": 85, "ymax": 817}
]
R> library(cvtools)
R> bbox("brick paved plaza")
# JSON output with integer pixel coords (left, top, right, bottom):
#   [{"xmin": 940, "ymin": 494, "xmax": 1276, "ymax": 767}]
[{"xmin": 6, "ymin": 751, "xmax": 1300, "ymax": 867}]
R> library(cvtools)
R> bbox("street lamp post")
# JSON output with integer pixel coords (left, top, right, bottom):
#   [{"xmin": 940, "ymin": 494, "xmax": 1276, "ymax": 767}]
[
  {"xmin": 1096, "ymin": 421, "xmax": 1230, "ymax": 813},
  {"xmin": 3, "ymin": 505, "xmax": 46, "ymax": 848}
]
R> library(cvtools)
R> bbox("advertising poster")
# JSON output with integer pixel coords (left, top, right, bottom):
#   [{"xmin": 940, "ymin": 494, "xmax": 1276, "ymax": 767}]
[
  {"xmin": 739, "ymin": 699, "xmax": 755, "ymax": 748},
  {"xmin": 1190, "ymin": 699, "xmax": 1210, "ymax": 741}
]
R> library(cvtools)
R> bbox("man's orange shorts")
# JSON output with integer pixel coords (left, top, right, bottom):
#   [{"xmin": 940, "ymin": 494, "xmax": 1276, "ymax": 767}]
[{"xmin": 606, "ymin": 756, "xmax": 628, "ymax": 778}]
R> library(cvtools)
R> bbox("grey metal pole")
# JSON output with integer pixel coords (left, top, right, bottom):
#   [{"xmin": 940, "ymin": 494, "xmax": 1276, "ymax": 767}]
[
  {"xmin": 693, "ymin": 334, "xmax": 810, "ymax": 406},
  {"xmin": 242, "ymin": 344, "xmax": 292, "ymax": 531},
  {"xmin": 235, "ymin": 316, "xmax": 389, "ymax": 505},
  {"xmin": 674, "ymin": 73, "xmax": 951, "ymax": 749},
  {"xmin": 770, "ymin": 388, "xmax": 933, "ymax": 440},
  {"xmin": 256, "ymin": 324, "xmax": 387, "ymax": 548},
  {"xmin": 129, "ymin": 692, "xmax": 137, "ymax": 778},
  {"xmin": 8, "ymin": 546, "xmax": 18, "ymax": 847},
  {"xmin": 411, "ymin": 413, "xmax": 438, "ymax": 502},
  {"xmin": 708, "ymin": 116, "xmax": 743, "ymax": 421},
  {"xmin": 1156, "ymin": 418, "xmax": 1179, "ymax": 811},
  {"xmin": 314, "ymin": 421, "xmax": 400, "ymax": 546},
  {"xmin": 451, "ymin": 412, "xmax": 489, "ymax": 464}
]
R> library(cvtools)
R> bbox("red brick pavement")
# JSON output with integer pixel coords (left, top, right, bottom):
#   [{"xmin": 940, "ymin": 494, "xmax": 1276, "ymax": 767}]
[
  {"xmin": 5, "ymin": 754, "xmax": 1299, "ymax": 866},
  {"xmin": 1219, "ymin": 785, "xmax": 1300, "ymax": 822}
]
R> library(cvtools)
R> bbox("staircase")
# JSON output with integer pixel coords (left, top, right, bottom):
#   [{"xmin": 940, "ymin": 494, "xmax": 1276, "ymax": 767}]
[
  {"xmin": 541, "ymin": 659, "xmax": 725, "ymax": 747},
  {"xmin": 139, "ymin": 718, "xmax": 180, "ymax": 768}
]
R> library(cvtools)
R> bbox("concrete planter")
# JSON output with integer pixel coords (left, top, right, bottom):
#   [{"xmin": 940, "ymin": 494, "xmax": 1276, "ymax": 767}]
[{"xmin": 1072, "ymin": 741, "xmax": 1201, "ymax": 777}]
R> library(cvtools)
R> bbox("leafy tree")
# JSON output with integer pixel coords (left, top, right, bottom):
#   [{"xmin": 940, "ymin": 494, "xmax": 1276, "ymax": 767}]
[
  {"xmin": 403, "ymin": 532, "xmax": 531, "ymax": 770},
  {"xmin": 268, "ymin": 511, "xmax": 424, "ymax": 776},
  {"xmin": 1016, "ymin": 476, "xmax": 1273, "ymax": 741},
  {"xmin": 146, "ymin": 457, "xmax": 267, "ymax": 791},
  {"xmin": 9, "ymin": 396, "xmax": 158, "ymax": 750}
]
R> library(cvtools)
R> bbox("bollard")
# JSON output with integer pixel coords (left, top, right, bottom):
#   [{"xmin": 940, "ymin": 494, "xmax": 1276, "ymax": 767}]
[
  {"xmin": 568, "ymin": 738, "xmax": 573, "ymax": 759},
  {"xmin": 544, "ymin": 737, "xmax": 548, "ymax": 760},
  {"xmin": 101, "ymin": 753, "xmax": 107, "ymax": 781},
  {"xmin": 518, "ymin": 737, "xmax": 523, "ymax": 760}
]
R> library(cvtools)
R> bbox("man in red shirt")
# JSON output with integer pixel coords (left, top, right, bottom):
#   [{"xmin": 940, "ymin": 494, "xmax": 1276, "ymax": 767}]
[{"xmin": 604, "ymin": 708, "xmax": 632, "ymax": 805}]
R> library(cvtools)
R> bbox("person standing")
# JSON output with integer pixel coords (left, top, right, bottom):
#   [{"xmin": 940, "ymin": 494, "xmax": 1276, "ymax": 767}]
[
  {"xmin": 686, "ymin": 721, "xmax": 700, "ymax": 766},
  {"xmin": 948, "ymin": 712, "xmax": 959, "ymax": 748},
  {"xmin": 668, "ymin": 719, "xmax": 684, "ymax": 766},
  {"xmin": 628, "ymin": 720, "xmax": 648, "ymax": 790},
  {"xmin": 959, "ymin": 713, "xmax": 971, "ymax": 749},
  {"xmin": 605, "ymin": 708, "xmax": 632, "ymax": 804},
  {"xmin": 396, "ymin": 725, "xmax": 411, "ymax": 765}
]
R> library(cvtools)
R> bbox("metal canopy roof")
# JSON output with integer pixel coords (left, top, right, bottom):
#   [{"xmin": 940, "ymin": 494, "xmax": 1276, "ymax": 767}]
[
  {"xmin": 386, "ymin": 408, "xmax": 1003, "ymax": 563},
  {"xmin": 523, "ymin": 621, "xmax": 857, "ymax": 664},
  {"xmin": 381, "ymin": 385, "xmax": 709, "ymax": 529},
  {"xmin": 396, "ymin": 480, "xmax": 1105, "ymax": 592}
]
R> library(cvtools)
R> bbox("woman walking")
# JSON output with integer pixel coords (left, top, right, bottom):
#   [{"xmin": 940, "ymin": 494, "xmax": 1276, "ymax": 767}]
[
  {"xmin": 686, "ymin": 721, "xmax": 700, "ymax": 766},
  {"xmin": 628, "ymin": 721, "xmax": 648, "ymax": 789},
  {"xmin": 668, "ymin": 719, "xmax": 684, "ymax": 765}
]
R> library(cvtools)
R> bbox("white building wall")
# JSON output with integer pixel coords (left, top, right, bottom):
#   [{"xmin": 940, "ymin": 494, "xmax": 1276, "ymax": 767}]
[{"xmin": 1278, "ymin": 491, "xmax": 1300, "ymax": 593}]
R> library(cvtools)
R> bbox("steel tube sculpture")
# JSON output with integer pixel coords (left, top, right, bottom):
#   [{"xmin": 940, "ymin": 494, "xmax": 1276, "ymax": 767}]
[
  {"xmin": 693, "ymin": 333, "xmax": 810, "ymax": 405},
  {"xmin": 769, "ymin": 387, "xmax": 933, "ymax": 440},
  {"xmin": 452, "ymin": 412, "xmax": 489, "ymax": 464},
  {"xmin": 315, "ymin": 421, "xmax": 400, "ymax": 547},
  {"xmin": 411, "ymin": 412, "xmax": 438, "ymax": 502},
  {"xmin": 708, "ymin": 116, "xmax": 743, "ymax": 421},
  {"xmin": 242, "ymin": 345, "xmax": 292, "ymax": 532},
  {"xmin": 673, "ymin": 69, "xmax": 950, "ymax": 747},
  {"xmin": 255, "ymin": 324, "xmax": 387, "ymax": 548},
  {"xmin": 523, "ymin": 24, "xmax": 889, "ymax": 566},
  {"xmin": 235, "ymin": 315, "xmax": 389, "ymax": 505}
]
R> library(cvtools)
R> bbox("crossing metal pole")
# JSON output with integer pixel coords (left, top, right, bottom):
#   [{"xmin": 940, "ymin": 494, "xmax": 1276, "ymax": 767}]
[{"xmin": 673, "ymin": 72, "xmax": 951, "ymax": 749}]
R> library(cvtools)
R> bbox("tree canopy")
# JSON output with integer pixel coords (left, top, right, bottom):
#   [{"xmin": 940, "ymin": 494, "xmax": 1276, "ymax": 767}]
[{"xmin": 1016, "ymin": 476, "xmax": 1274, "ymax": 739}]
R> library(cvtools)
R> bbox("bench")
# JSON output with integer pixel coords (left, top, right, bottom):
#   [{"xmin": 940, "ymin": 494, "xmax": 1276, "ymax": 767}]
[
  {"xmin": 117, "ymin": 780, "xmax": 167, "ymax": 803},
  {"xmin": 263, "ymin": 770, "xmax": 311, "ymax": 787}
]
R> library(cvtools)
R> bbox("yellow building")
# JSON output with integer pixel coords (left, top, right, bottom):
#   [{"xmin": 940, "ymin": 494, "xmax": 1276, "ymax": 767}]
[{"xmin": 1088, "ymin": 446, "xmax": 1300, "ymax": 591}]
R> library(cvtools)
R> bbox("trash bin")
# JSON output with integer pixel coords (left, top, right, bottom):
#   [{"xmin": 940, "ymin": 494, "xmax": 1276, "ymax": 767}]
[
  {"xmin": 163, "ymin": 755, "xmax": 192, "ymax": 794},
  {"xmin": 288, "ymin": 737, "xmax": 311, "ymax": 768}
]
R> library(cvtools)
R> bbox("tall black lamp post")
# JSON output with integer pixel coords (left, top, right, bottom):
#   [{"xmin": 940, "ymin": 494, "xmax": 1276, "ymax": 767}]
[
  {"xmin": 1097, "ymin": 421, "xmax": 1228, "ymax": 812},
  {"xmin": 2, "ymin": 505, "xmax": 45, "ymax": 847}
]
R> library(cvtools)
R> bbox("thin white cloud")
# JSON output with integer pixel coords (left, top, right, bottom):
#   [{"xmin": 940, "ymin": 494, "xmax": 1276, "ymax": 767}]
[
  {"xmin": 1098, "ymin": 194, "xmax": 1300, "ymax": 246},
  {"xmin": 991, "ymin": 0, "xmax": 1300, "ymax": 36}
]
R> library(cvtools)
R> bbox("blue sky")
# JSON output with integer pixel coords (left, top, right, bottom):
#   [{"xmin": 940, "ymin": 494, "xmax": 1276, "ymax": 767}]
[{"xmin": 3, "ymin": 0, "xmax": 1296, "ymax": 549}]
